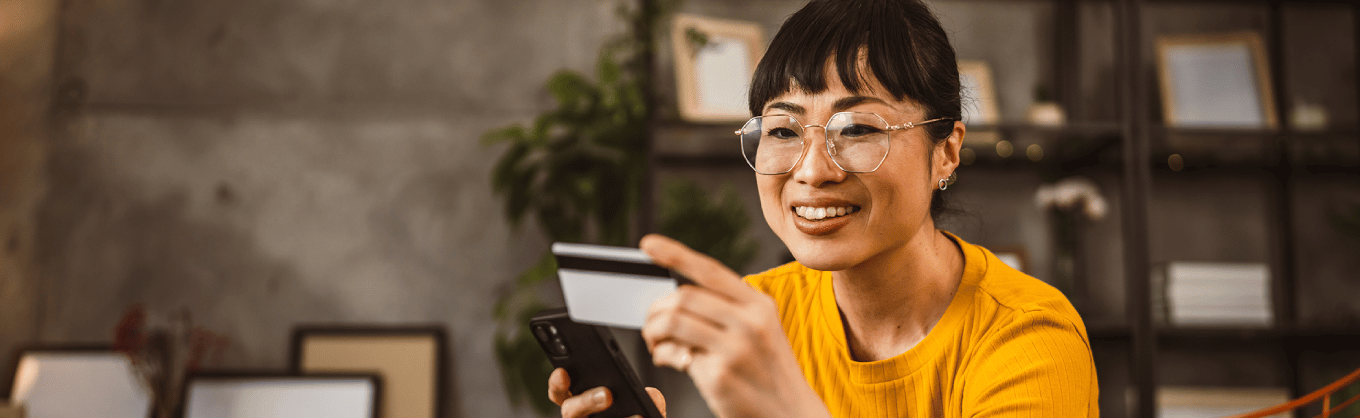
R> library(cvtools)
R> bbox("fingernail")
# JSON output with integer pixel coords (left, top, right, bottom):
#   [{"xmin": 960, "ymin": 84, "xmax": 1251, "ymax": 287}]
[{"xmin": 593, "ymin": 388, "xmax": 607, "ymax": 404}]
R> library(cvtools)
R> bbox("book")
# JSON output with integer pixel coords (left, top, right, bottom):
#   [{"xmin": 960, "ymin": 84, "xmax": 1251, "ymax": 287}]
[
  {"xmin": 1158, "ymin": 386, "xmax": 1289, "ymax": 418},
  {"xmin": 1154, "ymin": 262, "xmax": 1272, "ymax": 327}
]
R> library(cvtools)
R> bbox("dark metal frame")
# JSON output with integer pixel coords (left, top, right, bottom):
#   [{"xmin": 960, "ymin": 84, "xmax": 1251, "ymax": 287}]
[
  {"xmin": 288, "ymin": 325, "xmax": 449, "ymax": 418},
  {"xmin": 1112, "ymin": 1, "xmax": 1360, "ymax": 417},
  {"xmin": 644, "ymin": 0, "xmax": 1360, "ymax": 416}
]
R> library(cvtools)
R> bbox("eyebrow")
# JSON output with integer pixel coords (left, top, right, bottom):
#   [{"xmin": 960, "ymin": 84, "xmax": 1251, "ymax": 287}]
[
  {"xmin": 763, "ymin": 95, "xmax": 888, "ymax": 115},
  {"xmin": 832, "ymin": 96, "xmax": 885, "ymax": 111}
]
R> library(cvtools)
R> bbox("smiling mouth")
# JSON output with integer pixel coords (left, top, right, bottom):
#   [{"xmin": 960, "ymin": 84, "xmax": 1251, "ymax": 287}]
[{"xmin": 793, "ymin": 205, "xmax": 860, "ymax": 220}]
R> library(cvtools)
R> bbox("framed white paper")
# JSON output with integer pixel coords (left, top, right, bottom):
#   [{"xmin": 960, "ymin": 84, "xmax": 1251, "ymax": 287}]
[
  {"xmin": 1156, "ymin": 32, "xmax": 1277, "ymax": 129},
  {"xmin": 958, "ymin": 60, "xmax": 1000, "ymax": 126},
  {"xmin": 7, "ymin": 348, "xmax": 151, "ymax": 418},
  {"xmin": 671, "ymin": 14, "xmax": 764, "ymax": 122},
  {"xmin": 183, "ymin": 373, "xmax": 378, "ymax": 418}
]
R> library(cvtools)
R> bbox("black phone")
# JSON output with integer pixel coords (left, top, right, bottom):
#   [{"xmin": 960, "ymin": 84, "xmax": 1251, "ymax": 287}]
[{"xmin": 531, "ymin": 307, "xmax": 663, "ymax": 418}]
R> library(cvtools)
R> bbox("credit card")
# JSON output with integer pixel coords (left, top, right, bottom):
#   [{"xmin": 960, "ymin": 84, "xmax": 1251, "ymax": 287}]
[{"xmin": 552, "ymin": 243, "xmax": 693, "ymax": 329}]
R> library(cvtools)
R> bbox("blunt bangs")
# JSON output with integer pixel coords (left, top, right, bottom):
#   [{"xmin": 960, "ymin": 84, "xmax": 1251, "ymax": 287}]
[{"xmin": 748, "ymin": 0, "xmax": 961, "ymax": 140}]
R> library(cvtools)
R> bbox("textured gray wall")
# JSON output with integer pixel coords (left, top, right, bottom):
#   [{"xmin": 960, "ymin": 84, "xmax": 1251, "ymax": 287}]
[
  {"xmin": 26, "ymin": 0, "xmax": 622, "ymax": 417},
  {"xmin": 0, "ymin": 0, "xmax": 57, "ymax": 368}
]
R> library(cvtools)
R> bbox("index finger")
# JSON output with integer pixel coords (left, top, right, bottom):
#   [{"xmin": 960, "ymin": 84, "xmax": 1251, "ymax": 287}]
[{"xmin": 639, "ymin": 234, "xmax": 755, "ymax": 303}]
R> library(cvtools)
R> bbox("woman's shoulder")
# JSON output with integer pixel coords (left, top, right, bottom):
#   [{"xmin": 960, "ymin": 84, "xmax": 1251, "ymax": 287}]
[{"xmin": 956, "ymin": 239, "xmax": 1086, "ymax": 332}]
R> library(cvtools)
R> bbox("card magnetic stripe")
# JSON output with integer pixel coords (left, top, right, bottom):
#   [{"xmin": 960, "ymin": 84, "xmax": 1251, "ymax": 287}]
[{"xmin": 554, "ymin": 255, "xmax": 695, "ymax": 286}]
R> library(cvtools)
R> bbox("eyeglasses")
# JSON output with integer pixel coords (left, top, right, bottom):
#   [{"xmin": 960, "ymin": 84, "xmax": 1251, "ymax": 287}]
[{"xmin": 736, "ymin": 112, "xmax": 952, "ymax": 175}]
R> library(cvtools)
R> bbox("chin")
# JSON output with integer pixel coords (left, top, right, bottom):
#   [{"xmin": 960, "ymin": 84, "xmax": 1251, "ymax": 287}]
[{"xmin": 785, "ymin": 239, "xmax": 863, "ymax": 272}]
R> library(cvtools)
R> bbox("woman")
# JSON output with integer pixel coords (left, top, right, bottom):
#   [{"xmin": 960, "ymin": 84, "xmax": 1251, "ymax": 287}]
[{"xmin": 550, "ymin": 0, "xmax": 1099, "ymax": 416}]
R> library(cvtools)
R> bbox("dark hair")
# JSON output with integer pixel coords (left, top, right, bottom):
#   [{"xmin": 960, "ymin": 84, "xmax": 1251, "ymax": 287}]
[{"xmin": 748, "ymin": 0, "xmax": 962, "ymax": 220}]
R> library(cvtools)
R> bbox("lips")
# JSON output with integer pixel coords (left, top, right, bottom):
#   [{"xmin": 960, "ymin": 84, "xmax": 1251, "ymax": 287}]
[{"xmin": 789, "ymin": 199, "xmax": 861, "ymax": 236}]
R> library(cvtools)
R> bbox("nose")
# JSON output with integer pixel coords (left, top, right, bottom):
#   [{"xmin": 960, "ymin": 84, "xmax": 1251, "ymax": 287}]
[{"xmin": 791, "ymin": 125, "xmax": 847, "ymax": 187}]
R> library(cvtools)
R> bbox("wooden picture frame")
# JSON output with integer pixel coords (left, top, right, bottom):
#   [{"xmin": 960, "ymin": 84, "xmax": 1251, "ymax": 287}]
[
  {"xmin": 181, "ymin": 371, "xmax": 380, "ymax": 418},
  {"xmin": 0, "ymin": 402, "xmax": 21, "ymax": 418},
  {"xmin": 290, "ymin": 326, "xmax": 447, "ymax": 418},
  {"xmin": 958, "ymin": 60, "xmax": 1001, "ymax": 126},
  {"xmin": 671, "ymin": 13, "xmax": 764, "ymax": 123},
  {"xmin": 5, "ymin": 346, "xmax": 151, "ymax": 418},
  {"xmin": 1156, "ymin": 32, "xmax": 1278, "ymax": 129}
]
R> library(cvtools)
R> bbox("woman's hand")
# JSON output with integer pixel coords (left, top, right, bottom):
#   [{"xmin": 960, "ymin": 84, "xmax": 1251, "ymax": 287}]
[
  {"xmin": 639, "ymin": 234, "xmax": 831, "ymax": 418},
  {"xmin": 547, "ymin": 367, "xmax": 667, "ymax": 418}
]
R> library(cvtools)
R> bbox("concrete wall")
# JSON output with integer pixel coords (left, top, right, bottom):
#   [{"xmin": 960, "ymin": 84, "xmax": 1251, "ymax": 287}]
[
  {"xmin": 0, "ymin": 0, "xmax": 57, "ymax": 369},
  {"xmin": 23, "ymin": 0, "xmax": 622, "ymax": 416}
]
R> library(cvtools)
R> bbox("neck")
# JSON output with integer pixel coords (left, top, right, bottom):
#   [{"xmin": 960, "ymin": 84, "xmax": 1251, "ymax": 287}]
[{"xmin": 831, "ymin": 225, "xmax": 964, "ymax": 362}]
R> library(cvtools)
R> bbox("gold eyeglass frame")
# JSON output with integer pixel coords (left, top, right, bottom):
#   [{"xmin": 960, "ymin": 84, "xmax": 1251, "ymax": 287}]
[{"xmin": 735, "ymin": 111, "xmax": 952, "ymax": 175}]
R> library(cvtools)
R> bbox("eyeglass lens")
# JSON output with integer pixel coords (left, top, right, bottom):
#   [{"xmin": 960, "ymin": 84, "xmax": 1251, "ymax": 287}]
[{"xmin": 739, "ymin": 112, "xmax": 893, "ymax": 175}]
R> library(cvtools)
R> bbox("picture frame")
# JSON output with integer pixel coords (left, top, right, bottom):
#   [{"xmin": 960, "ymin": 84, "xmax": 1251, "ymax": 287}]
[
  {"xmin": 290, "ymin": 326, "xmax": 447, "ymax": 418},
  {"xmin": 0, "ymin": 402, "xmax": 21, "ymax": 418},
  {"xmin": 671, "ymin": 13, "xmax": 764, "ymax": 123},
  {"xmin": 1156, "ymin": 32, "xmax": 1278, "ymax": 129},
  {"xmin": 5, "ymin": 346, "xmax": 151, "ymax": 418},
  {"xmin": 958, "ymin": 60, "xmax": 1001, "ymax": 127},
  {"xmin": 181, "ymin": 371, "xmax": 380, "ymax": 418}
]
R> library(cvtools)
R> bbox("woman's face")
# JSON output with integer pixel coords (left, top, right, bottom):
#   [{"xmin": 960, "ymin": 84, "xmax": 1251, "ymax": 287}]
[{"xmin": 755, "ymin": 69, "xmax": 961, "ymax": 272}]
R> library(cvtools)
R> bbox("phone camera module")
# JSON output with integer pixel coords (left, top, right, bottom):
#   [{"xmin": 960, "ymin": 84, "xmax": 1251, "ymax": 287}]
[
  {"xmin": 532, "ymin": 323, "xmax": 571, "ymax": 357},
  {"xmin": 552, "ymin": 338, "xmax": 570, "ymax": 357},
  {"xmin": 533, "ymin": 323, "xmax": 550, "ymax": 342}
]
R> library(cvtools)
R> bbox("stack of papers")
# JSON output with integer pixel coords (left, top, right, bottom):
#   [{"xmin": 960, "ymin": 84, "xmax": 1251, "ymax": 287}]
[
  {"xmin": 1157, "ymin": 387, "xmax": 1289, "ymax": 418},
  {"xmin": 1157, "ymin": 262, "xmax": 1272, "ymax": 327}
]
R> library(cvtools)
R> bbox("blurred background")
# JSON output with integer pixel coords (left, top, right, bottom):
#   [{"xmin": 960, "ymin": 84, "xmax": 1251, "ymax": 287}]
[{"xmin": 1, "ymin": 0, "xmax": 1358, "ymax": 417}]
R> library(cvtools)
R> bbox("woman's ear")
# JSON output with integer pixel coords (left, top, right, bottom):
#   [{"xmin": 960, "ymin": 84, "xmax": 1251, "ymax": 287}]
[{"xmin": 934, "ymin": 121, "xmax": 965, "ymax": 179}]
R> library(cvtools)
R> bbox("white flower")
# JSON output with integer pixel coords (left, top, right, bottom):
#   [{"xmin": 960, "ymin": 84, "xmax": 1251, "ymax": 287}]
[{"xmin": 1035, "ymin": 176, "xmax": 1107, "ymax": 220}]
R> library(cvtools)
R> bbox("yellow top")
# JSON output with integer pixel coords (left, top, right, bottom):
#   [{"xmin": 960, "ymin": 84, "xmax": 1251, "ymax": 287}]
[{"xmin": 744, "ymin": 233, "xmax": 1099, "ymax": 417}]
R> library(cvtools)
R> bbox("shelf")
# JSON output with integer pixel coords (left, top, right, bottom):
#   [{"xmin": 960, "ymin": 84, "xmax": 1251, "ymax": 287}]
[
  {"xmin": 962, "ymin": 123, "xmax": 1123, "ymax": 171},
  {"xmin": 1144, "ymin": 127, "xmax": 1360, "ymax": 173},
  {"xmin": 1143, "ymin": 0, "xmax": 1359, "ymax": 4},
  {"xmin": 1085, "ymin": 324, "xmax": 1360, "ymax": 349}
]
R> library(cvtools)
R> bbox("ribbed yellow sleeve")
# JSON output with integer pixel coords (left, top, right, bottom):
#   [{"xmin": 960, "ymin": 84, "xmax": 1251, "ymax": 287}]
[{"xmin": 744, "ymin": 233, "xmax": 1099, "ymax": 418}]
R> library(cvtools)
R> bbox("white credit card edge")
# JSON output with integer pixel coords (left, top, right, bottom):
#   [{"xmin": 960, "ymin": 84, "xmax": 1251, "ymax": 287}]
[
  {"xmin": 551, "ymin": 242, "xmax": 655, "ymax": 264},
  {"xmin": 559, "ymin": 269, "xmax": 677, "ymax": 330},
  {"xmin": 558, "ymin": 268, "xmax": 670, "ymax": 280}
]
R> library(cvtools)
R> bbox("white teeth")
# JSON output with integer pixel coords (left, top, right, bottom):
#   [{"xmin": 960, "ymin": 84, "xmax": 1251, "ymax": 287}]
[{"xmin": 793, "ymin": 205, "xmax": 857, "ymax": 220}]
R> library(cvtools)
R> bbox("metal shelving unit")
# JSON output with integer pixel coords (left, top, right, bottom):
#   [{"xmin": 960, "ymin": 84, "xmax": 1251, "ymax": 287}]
[{"xmin": 644, "ymin": 0, "xmax": 1360, "ymax": 416}]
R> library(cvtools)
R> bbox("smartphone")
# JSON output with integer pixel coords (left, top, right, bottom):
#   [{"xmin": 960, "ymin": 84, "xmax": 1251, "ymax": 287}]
[{"xmin": 531, "ymin": 307, "xmax": 663, "ymax": 418}]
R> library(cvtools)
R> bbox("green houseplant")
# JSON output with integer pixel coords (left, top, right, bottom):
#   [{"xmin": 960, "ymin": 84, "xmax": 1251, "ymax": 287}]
[
  {"xmin": 482, "ymin": 0, "xmax": 764, "ymax": 414},
  {"xmin": 481, "ymin": 0, "xmax": 670, "ymax": 414}
]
